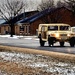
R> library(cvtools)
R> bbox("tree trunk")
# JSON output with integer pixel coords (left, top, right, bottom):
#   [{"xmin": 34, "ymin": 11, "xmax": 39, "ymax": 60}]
[{"xmin": 10, "ymin": 23, "xmax": 15, "ymax": 37}]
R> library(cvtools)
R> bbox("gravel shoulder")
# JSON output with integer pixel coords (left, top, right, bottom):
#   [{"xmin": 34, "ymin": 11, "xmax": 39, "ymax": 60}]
[{"xmin": 0, "ymin": 45, "xmax": 75, "ymax": 75}]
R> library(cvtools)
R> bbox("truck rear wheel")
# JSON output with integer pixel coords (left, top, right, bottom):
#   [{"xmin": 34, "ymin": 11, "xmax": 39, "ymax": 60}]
[
  {"xmin": 60, "ymin": 42, "xmax": 64, "ymax": 47},
  {"xmin": 39, "ymin": 38, "xmax": 45, "ymax": 46}
]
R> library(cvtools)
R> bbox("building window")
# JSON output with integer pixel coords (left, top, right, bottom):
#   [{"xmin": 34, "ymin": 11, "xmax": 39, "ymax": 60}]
[
  {"xmin": 29, "ymin": 26, "xmax": 30, "ymax": 33},
  {"xmin": 20, "ymin": 26, "xmax": 24, "ymax": 31},
  {"xmin": 8, "ymin": 27, "xmax": 10, "ymax": 34},
  {"xmin": 26, "ymin": 26, "xmax": 27, "ymax": 33}
]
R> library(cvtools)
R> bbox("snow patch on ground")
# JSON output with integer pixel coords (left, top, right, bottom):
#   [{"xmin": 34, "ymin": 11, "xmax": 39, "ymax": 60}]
[
  {"xmin": 29, "ymin": 62, "xmax": 48, "ymax": 67},
  {"xmin": 0, "ymin": 35, "xmax": 39, "ymax": 40},
  {"xmin": 0, "ymin": 35, "xmax": 10, "ymax": 37},
  {"xmin": 0, "ymin": 51, "xmax": 75, "ymax": 75},
  {"xmin": 24, "ymin": 38, "xmax": 32, "ymax": 40}
]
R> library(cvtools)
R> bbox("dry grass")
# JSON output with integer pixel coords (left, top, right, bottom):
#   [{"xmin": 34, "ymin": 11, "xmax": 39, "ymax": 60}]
[
  {"xmin": 0, "ymin": 45, "xmax": 75, "ymax": 75},
  {"xmin": 0, "ymin": 61, "xmax": 52, "ymax": 75},
  {"xmin": 0, "ymin": 45, "xmax": 75, "ymax": 63}
]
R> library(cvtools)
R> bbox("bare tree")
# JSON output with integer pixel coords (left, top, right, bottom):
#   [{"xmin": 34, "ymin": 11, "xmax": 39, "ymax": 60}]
[
  {"xmin": 0, "ymin": 0, "xmax": 26, "ymax": 37},
  {"xmin": 38, "ymin": 0, "xmax": 55, "ymax": 11},
  {"xmin": 57, "ymin": 0, "xmax": 66, "ymax": 7},
  {"xmin": 37, "ymin": 0, "xmax": 56, "ymax": 23},
  {"xmin": 64, "ymin": 0, "xmax": 75, "ymax": 15},
  {"xmin": 37, "ymin": 0, "xmax": 68, "ymax": 23}
]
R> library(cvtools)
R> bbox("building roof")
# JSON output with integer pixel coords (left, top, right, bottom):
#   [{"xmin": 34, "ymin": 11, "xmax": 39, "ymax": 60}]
[
  {"xmin": 2, "ymin": 10, "xmax": 38, "ymax": 24},
  {"xmin": 2, "ymin": 6, "xmax": 72, "ymax": 25},
  {"xmin": 17, "ymin": 8, "xmax": 54, "ymax": 24},
  {"xmin": 17, "ymin": 6, "xmax": 71, "ymax": 24},
  {"xmin": 0, "ymin": 19, "xmax": 5, "ymax": 24}
]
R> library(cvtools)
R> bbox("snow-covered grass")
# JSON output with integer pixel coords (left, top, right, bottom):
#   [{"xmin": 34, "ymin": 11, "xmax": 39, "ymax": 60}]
[
  {"xmin": 0, "ymin": 51, "xmax": 75, "ymax": 75},
  {"xmin": 0, "ymin": 35, "xmax": 10, "ymax": 37},
  {"xmin": 0, "ymin": 35, "xmax": 23, "ymax": 38},
  {"xmin": 0, "ymin": 34, "xmax": 38, "ymax": 40},
  {"xmin": 0, "ymin": 35, "xmax": 75, "ymax": 74}
]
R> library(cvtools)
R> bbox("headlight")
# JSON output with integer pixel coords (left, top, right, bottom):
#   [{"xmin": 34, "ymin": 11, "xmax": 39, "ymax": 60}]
[
  {"xmin": 67, "ymin": 34, "xmax": 70, "ymax": 37},
  {"xmin": 55, "ymin": 33, "xmax": 59, "ymax": 37}
]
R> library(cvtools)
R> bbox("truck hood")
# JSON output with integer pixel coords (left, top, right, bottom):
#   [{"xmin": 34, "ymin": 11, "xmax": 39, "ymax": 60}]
[{"xmin": 48, "ymin": 31, "xmax": 71, "ymax": 34}]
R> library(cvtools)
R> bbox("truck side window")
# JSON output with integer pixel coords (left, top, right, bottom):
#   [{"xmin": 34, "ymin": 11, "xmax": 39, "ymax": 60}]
[{"xmin": 41, "ymin": 26, "xmax": 47, "ymax": 31}]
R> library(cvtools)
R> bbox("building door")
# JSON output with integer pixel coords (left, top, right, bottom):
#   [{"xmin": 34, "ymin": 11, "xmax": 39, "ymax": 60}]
[{"xmin": 25, "ymin": 25, "xmax": 30, "ymax": 35}]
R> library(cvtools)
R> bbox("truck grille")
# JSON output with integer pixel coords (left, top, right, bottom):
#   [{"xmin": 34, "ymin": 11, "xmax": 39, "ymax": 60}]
[{"xmin": 60, "ymin": 34, "xmax": 67, "ymax": 36}]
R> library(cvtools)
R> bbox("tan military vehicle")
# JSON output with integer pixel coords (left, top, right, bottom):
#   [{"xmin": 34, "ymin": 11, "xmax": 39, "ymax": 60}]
[
  {"xmin": 38, "ymin": 23, "xmax": 75, "ymax": 47},
  {"xmin": 71, "ymin": 27, "xmax": 75, "ymax": 33}
]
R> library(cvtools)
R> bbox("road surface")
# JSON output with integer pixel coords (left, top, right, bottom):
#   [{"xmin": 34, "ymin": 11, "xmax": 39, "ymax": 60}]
[{"xmin": 0, "ymin": 37, "xmax": 75, "ymax": 54}]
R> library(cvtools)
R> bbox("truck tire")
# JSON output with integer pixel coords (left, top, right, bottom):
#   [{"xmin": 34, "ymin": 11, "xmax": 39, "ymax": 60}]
[
  {"xmin": 39, "ymin": 38, "xmax": 45, "ymax": 46},
  {"xmin": 69, "ymin": 37, "xmax": 75, "ymax": 47},
  {"xmin": 48, "ymin": 37, "xmax": 54, "ymax": 47},
  {"xmin": 60, "ymin": 42, "xmax": 64, "ymax": 47},
  {"xmin": 70, "ymin": 42, "xmax": 74, "ymax": 47}
]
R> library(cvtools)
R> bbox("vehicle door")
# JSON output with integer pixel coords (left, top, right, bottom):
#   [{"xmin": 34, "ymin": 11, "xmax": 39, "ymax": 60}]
[{"xmin": 41, "ymin": 26, "xmax": 47, "ymax": 39}]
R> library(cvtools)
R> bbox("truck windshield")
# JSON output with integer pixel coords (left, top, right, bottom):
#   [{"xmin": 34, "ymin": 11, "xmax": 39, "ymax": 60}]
[
  {"xmin": 60, "ymin": 26, "xmax": 69, "ymax": 30},
  {"xmin": 48, "ymin": 26, "xmax": 58, "ymax": 30}
]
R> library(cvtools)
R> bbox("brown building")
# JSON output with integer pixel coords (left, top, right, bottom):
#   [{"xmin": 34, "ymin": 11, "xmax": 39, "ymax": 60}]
[
  {"xmin": 18, "ymin": 7, "xmax": 75, "ymax": 35},
  {"xmin": 0, "ymin": 7, "xmax": 75, "ymax": 35},
  {"xmin": 0, "ymin": 10, "xmax": 38, "ymax": 35}
]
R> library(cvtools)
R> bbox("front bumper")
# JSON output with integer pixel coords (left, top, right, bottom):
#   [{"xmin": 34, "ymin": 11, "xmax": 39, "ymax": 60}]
[{"xmin": 55, "ymin": 36, "xmax": 71, "ymax": 41}]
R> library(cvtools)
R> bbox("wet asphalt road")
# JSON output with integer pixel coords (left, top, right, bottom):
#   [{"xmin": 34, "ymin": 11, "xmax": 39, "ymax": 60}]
[{"xmin": 0, "ymin": 37, "xmax": 75, "ymax": 54}]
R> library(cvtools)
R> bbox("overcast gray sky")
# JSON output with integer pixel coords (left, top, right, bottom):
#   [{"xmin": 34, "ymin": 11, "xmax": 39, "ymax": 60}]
[
  {"xmin": 21, "ymin": 0, "xmax": 61, "ymax": 11},
  {"xmin": 0, "ymin": 0, "xmax": 61, "ymax": 11},
  {"xmin": 0, "ymin": 0, "xmax": 61, "ymax": 19}
]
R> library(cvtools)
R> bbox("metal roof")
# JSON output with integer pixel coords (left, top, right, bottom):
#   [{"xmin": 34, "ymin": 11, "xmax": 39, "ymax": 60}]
[
  {"xmin": 2, "ymin": 7, "xmax": 71, "ymax": 25},
  {"xmin": 17, "ymin": 7, "xmax": 71, "ymax": 24},
  {"xmin": 17, "ymin": 8, "xmax": 54, "ymax": 24},
  {"xmin": 0, "ymin": 19, "xmax": 5, "ymax": 24},
  {"xmin": 2, "ymin": 10, "xmax": 38, "ymax": 24}
]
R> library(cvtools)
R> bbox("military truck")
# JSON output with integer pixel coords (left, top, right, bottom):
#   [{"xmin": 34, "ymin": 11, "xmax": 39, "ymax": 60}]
[
  {"xmin": 71, "ymin": 27, "xmax": 75, "ymax": 33},
  {"xmin": 38, "ymin": 23, "xmax": 75, "ymax": 47}
]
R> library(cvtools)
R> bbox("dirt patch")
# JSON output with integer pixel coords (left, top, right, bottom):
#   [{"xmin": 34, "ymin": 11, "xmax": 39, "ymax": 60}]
[
  {"xmin": 0, "ymin": 45, "xmax": 75, "ymax": 63},
  {"xmin": 0, "ymin": 45, "xmax": 75, "ymax": 75},
  {"xmin": 0, "ymin": 62, "xmax": 51, "ymax": 75}
]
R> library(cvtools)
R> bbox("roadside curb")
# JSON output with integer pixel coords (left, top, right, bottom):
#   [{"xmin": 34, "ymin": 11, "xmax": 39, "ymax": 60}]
[{"xmin": 0, "ymin": 45, "xmax": 75, "ymax": 63}]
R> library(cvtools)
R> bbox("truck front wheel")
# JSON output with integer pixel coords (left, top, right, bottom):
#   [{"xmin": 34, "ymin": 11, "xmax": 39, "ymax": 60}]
[
  {"xmin": 48, "ymin": 37, "xmax": 54, "ymax": 47},
  {"xmin": 70, "ymin": 42, "xmax": 74, "ymax": 47},
  {"xmin": 69, "ymin": 37, "xmax": 75, "ymax": 47},
  {"xmin": 60, "ymin": 42, "xmax": 64, "ymax": 47}
]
